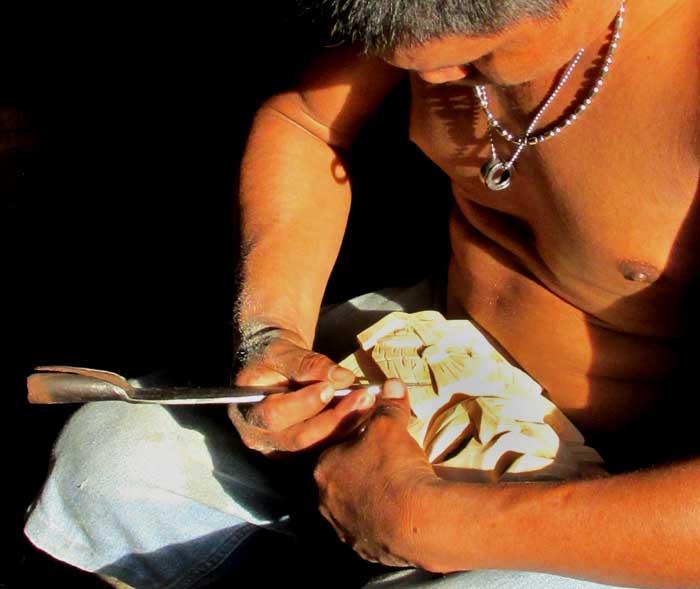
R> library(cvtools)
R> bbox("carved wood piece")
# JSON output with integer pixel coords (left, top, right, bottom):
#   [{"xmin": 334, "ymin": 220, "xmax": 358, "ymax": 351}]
[{"xmin": 340, "ymin": 310, "xmax": 604, "ymax": 483}]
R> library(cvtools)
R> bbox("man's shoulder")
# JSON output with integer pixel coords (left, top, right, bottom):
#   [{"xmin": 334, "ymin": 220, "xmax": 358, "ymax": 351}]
[{"xmin": 262, "ymin": 46, "xmax": 406, "ymax": 148}]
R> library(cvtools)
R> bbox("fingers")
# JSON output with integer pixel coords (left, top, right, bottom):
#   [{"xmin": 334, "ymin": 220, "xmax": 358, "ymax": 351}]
[
  {"xmin": 230, "ymin": 385, "xmax": 377, "ymax": 454},
  {"xmin": 247, "ymin": 380, "xmax": 335, "ymax": 431},
  {"xmin": 279, "ymin": 389, "xmax": 376, "ymax": 450},
  {"xmin": 231, "ymin": 332, "xmax": 375, "ymax": 453},
  {"xmin": 371, "ymin": 379, "xmax": 411, "ymax": 427},
  {"xmin": 236, "ymin": 338, "xmax": 355, "ymax": 388}
]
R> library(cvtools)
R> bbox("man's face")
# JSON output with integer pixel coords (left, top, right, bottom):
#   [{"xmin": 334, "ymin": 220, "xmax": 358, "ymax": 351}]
[{"xmin": 381, "ymin": 0, "xmax": 620, "ymax": 86}]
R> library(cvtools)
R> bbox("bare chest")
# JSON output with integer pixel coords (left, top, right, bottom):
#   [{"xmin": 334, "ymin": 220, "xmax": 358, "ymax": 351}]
[{"xmin": 408, "ymin": 39, "xmax": 700, "ymax": 334}]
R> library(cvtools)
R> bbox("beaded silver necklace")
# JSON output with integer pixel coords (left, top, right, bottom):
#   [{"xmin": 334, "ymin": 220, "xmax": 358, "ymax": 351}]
[{"xmin": 476, "ymin": 1, "xmax": 626, "ymax": 191}]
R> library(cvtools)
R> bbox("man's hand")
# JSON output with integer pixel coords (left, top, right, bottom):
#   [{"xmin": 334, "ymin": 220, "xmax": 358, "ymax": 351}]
[
  {"xmin": 314, "ymin": 379, "xmax": 442, "ymax": 568},
  {"xmin": 229, "ymin": 328, "xmax": 377, "ymax": 456}
]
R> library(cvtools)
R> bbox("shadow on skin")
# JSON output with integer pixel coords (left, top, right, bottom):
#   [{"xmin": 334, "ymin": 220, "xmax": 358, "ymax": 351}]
[
  {"xmin": 579, "ymin": 179, "xmax": 700, "ymax": 472},
  {"xmin": 408, "ymin": 14, "xmax": 616, "ymax": 174}
]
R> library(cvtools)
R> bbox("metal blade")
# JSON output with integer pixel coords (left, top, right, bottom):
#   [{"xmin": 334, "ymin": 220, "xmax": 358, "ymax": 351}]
[{"xmin": 127, "ymin": 383, "xmax": 384, "ymax": 405}]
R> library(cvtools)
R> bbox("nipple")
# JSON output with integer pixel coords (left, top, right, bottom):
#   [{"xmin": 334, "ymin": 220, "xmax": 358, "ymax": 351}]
[{"xmin": 617, "ymin": 259, "xmax": 661, "ymax": 284}]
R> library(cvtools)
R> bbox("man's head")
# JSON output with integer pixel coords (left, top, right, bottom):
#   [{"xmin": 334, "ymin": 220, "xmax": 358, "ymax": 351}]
[
  {"xmin": 304, "ymin": 0, "xmax": 622, "ymax": 86},
  {"xmin": 307, "ymin": 0, "xmax": 568, "ymax": 55}
]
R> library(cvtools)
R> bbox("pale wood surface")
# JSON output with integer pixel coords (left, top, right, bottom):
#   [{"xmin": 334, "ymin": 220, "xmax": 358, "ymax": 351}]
[{"xmin": 341, "ymin": 311, "xmax": 607, "ymax": 483}]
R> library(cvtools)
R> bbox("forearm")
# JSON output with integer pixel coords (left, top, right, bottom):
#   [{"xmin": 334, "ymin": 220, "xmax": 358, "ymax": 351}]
[
  {"xmin": 236, "ymin": 101, "xmax": 352, "ymax": 347},
  {"xmin": 415, "ymin": 459, "xmax": 700, "ymax": 587}
]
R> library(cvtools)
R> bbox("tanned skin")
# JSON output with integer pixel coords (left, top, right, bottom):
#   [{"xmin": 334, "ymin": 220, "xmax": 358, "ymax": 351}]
[{"xmin": 233, "ymin": 0, "xmax": 700, "ymax": 584}]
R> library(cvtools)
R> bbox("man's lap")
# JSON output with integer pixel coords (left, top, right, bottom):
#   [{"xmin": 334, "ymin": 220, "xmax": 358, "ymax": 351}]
[
  {"xmin": 23, "ymin": 280, "xmax": 438, "ymax": 587},
  {"xmin": 24, "ymin": 400, "xmax": 289, "ymax": 587},
  {"xmin": 23, "ymin": 278, "xmax": 639, "ymax": 588}
]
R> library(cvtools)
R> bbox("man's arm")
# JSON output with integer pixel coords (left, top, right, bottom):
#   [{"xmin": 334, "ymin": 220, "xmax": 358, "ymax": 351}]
[
  {"xmin": 416, "ymin": 457, "xmax": 700, "ymax": 587},
  {"xmin": 230, "ymin": 48, "xmax": 405, "ymax": 454},
  {"xmin": 315, "ymin": 382, "xmax": 700, "ymax": 587},
  {"xmin": 237, "ymin": 46, "xmax": 404, "ymax": 344}
]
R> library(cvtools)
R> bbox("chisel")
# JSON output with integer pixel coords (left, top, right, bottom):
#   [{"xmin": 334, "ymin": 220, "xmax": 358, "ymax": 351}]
[{"xmin": 26, "ymin": 365, "xmax": 400, "ymax": 405}]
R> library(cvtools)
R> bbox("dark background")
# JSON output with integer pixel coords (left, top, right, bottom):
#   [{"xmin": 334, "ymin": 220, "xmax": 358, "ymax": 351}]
[{"xmin": 3, "ymin": 6, "xmax": 451, "ymax": 587}]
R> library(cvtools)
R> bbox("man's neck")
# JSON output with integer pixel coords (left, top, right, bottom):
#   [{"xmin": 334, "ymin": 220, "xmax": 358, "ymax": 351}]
[{"xmin": 492, "ymin": 0, "xmax": 692, "ymax": 128}]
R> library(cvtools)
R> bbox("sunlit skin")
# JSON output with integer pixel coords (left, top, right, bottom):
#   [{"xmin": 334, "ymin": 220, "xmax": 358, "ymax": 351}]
[
  {"xmin": 382, "ymin": 0, "xmax": 700, "ymax": 436},
  {"xmin": 234, "ymin": 0, "xmax": 700, "ymax": 584}
]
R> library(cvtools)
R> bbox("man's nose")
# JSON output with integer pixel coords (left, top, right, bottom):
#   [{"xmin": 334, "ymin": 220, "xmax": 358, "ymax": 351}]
[{"xmin": 417, "ymin": 65, "xmax": 470, "ymax": 84}]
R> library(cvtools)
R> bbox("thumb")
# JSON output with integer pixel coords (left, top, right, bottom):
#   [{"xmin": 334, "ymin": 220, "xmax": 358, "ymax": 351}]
[
  {"xmin": 287, "ymin": 350, "xmax": 356, "ymax": 387},
  {"xmin": 266, "ymin": 341, "xmax": 356, "ymax": 387},
  {"xmin": 375, "ymin": 379, "xmax": 411, "ymax": 425}
]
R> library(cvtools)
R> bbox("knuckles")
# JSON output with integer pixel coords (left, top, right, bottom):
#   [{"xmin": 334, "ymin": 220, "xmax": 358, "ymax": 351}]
[
  {"xmin": 295, "ymin": 350, "xmax": 331, "ymax": 379},
  {"xmin": 290, "ymin": 429, "xmax": 315, "ymax": 452},
  {"xmin": 241, "ymin": 393, "xmax": 289, "ymax": 432},
  {"xmin": 237, "ymin": 429, "xmax": 272, "ymax": 453},
  {"xmin": 372, "ymin": 403, "xmax": 408, "ymax": 422},
  {"xmin": 250, "ymin": 399, "xmax": 279, "ymax": 431},
  {"xmin": 313, "ymin": 462, "xmax": 327, "ymax": 486}
]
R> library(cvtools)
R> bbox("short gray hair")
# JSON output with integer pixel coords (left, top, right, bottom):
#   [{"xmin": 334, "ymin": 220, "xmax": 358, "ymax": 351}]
[{"xmin": 302, "ymin": 0, "xmax": 568, "ymax": 54}]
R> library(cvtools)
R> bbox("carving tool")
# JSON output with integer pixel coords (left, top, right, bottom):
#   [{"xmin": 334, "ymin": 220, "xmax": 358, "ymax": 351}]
[{"xmin": 26, "ymin": 365, "xmax": 405, "ymax": 405}]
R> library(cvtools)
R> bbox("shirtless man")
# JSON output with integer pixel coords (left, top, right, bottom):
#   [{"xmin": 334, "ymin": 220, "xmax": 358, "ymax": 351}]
[
  {"xmin": 231, "ymin": 0, "xmax": 700, "ymax": 586},
  {"xmin": 24, "ymin": 0, "xmax": 699, "ymax": 587}
]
